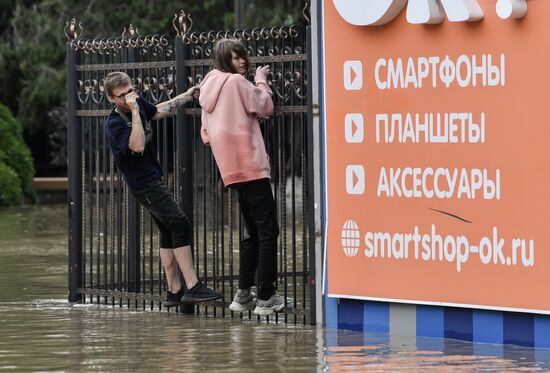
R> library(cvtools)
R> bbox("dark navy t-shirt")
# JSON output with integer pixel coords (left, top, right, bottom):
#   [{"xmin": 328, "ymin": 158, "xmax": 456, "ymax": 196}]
[{"xmin": 105, "ymin": 97, "xmax": 163, "ymax": 191}]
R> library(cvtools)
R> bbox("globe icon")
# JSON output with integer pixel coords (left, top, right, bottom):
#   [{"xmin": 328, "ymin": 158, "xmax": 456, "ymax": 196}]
[{"xmin": 341, "ymin": 220, "xmax": 360, "ymax": 257}]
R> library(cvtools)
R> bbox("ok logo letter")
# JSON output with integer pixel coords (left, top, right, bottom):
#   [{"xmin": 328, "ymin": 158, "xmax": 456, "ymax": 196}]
[{"xmin": 332, "ymin": 0, "xmax": 527, "ymax": 26}]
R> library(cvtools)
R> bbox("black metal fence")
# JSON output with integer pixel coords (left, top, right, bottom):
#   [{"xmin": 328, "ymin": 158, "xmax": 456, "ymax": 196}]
[{"xmin": 67, "ymin": 16, "xmax": 315, "ymax": 324}]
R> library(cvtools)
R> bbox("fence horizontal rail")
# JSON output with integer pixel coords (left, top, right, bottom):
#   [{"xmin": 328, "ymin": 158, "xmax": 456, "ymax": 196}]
[
  {"xmin": 79, "ymin": 288, "xmax": 309, "ymax": 316},
  {"xmin": 76, "ymin": 61, "xmax": 176, "ymax": 71},
  {"xmin": 76, "ymin": 106, "xmax": 309, "ymax": 117},
  {"xmin": 183, "ymin": 54, "xmax": 308, "ymax": 67},
  {"xmin": 75, "ymin": 54, "xmax": 307, "ymax": 72}
]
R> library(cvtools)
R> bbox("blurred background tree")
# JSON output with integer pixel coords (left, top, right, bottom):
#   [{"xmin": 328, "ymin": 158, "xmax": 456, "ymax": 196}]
[
  {"xmin": 0, "ymin": 103, "xmax": 35, "ymax": 205},
  {"xmin": 0, "ymin": 0, "xmax": 307, "ymax": 178}
]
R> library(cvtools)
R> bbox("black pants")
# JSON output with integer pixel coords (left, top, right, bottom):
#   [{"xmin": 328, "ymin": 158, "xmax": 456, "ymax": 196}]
[
  {"xmin": 132, "ymin": 179, "xmax": 191, "ymax": 248},
  {"xmin": 235, "ymin": 178, "xmax": 279, "ymax": 300}
]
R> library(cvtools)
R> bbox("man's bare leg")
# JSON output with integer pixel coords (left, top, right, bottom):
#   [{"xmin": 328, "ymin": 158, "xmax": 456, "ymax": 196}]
[
  {"xmin": 173, "ymin": 245, "xmax": 199, "ymax": 289},
  {"xmin": 159, "ymin": 249, "xmax": 182, "ymax": 293}
]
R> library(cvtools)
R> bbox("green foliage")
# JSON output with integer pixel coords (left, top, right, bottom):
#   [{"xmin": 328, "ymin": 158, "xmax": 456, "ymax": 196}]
[
  {"xmin": 73, "ymin": 1, "xmax": 233, "ymax": 37},
  {"xmin": 0, "ymin": 46, "xmax": 20, "ymax": 112},
  {"xmin": 0, "ymin": 1, "xmax": 67, "ymax": 134},
  {"xmin": 241, "ymin": 0, "xmax": 308, "ymax": 28},
  {"xmin": 0, "ymin": 163, "xmax": 22, "ymax": 206},
  {"xmin": 0, "ymin": 103, "xmax": 36, "ymax": 205},
  {"xmin": 0, "ymin": 0, "xmax": 16, "ymax": 36}
]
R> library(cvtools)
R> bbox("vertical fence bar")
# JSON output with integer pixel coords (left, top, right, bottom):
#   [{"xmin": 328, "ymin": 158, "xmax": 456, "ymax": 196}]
[
  {"xmin": 175, "ymin": 35, "xmax": 195, "ymax": 314},
  {"xmin": 306, "ymin": 25, "xmax": 317, "ymax": 325},
  {"xmin": 103, "ymin": 121, "xmax": 109, "ymax": 305},
  {"xmin": 127, "ymin": 189, "xmax": 141, "ymax": 294},
  {"xmin": 95, "ymin": 117, "xmax": 101, "ymax": 304},
  {"xmin": 126, "ymin": 46, "xmax": 141, "ymax": 295},
  {"xmin": 68, "ymin": 42, "xmax": 83, "ymax": 303},
  {"xmin": 117, "ymin": 171, "xmax": 123, "ymax": 306},
  {"xmin": 82, "ymin": 117, "xmax": 87, "ymax": 303},
  {"xmin": 88, "ymin": 115, "xmax": 94, "ymax": 296}
]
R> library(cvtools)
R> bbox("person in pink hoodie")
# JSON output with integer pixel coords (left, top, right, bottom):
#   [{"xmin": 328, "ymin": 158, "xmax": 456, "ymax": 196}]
[{"xmin": 199, "ymin": 38, "xmax": 284, "ymax": 316}]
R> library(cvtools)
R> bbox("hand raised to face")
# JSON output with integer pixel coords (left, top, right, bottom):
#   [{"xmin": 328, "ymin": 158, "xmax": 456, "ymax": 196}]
[{"xmin": 125, "ymin": 91, "xmax": 139, "ymax": 110}]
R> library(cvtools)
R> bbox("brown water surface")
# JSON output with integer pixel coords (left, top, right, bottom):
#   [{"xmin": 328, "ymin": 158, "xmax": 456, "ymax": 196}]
[{"xmin": 0, "ymin": 204, "xmax": 549, "ymax": 371}]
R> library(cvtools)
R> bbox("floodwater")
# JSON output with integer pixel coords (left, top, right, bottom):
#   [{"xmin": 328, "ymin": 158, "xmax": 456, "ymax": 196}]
[{"xmin": 1, "ymin": 204, "xmax": 550, "ymax": 371}]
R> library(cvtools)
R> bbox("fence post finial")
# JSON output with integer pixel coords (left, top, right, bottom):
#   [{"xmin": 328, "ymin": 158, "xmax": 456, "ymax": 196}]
[
  {"xmin": 303, "ymin": 1, "xmax": 311, "ymax": 24},
  {"xmin": 173, "ymin": 10, "xmax": 193, "ymax": 36},
  {"xmin": 122, "ymin": 24, "xmax": 139, "ymax": 38},
  {"xmin": 64, "ymin": 18, "xmax": 83, "ymax": 42}
]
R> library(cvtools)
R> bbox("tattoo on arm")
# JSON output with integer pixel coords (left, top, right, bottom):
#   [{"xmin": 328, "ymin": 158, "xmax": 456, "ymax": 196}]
[{"xmin": 159, "ymin": 95, "xmax": 188, "ymax": 115}]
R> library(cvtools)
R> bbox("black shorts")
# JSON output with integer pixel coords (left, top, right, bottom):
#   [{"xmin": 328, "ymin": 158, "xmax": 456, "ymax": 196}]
[{"xmin": 132, "ymin": 179, "xmax": 191, "ymax": 248}]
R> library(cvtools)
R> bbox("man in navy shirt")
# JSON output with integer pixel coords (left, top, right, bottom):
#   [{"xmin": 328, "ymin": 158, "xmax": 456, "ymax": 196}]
[{"xmin": 104, "ymin": 71, "xmax": 222, "ymax": 307}]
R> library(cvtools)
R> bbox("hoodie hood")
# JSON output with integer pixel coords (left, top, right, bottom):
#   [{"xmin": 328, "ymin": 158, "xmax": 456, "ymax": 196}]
[{"xmin": 199, "ymin": 69, "xmax": 231, "ymax": 113}]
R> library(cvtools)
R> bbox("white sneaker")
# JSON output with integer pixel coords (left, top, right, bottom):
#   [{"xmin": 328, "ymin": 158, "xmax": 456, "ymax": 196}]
[
  {"xmin": 253, "ymin": 292, "xmax": 286, "ymax": 316},
  {"xmin": 229, "ymin": 289, "xmax": 257, "ymax": 313}
]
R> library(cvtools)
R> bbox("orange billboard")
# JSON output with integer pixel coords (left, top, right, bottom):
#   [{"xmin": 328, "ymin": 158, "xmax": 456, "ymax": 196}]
[{"xmin": 322, "ymin": 0, "xmax": 550, "ymax": 313}]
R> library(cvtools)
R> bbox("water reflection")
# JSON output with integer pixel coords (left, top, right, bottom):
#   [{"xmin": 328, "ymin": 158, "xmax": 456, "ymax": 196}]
[
  {"xmin": 325, "ymin": 329, "xmax": 550, "ymax": 371},
  {"xmin": 0, "ymin": 205, "xmax": 549, "ymax": 371}
]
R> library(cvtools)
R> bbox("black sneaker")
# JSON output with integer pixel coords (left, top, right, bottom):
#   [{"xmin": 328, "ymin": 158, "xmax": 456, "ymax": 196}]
[
  {"xmin": 181, "ymin": 281, "xmax": 223, "ymax": 303},
  {"xmin": 163, "ymin": 288, "xmax": 185, "ymax": 308}
]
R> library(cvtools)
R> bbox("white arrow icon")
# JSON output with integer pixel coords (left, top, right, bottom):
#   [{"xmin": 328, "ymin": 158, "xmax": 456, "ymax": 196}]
[
  {"xmin": 346, "ymin": 165, "xmax": 365, "ymax": 195},
  {"xmin": 344, "ymin": 60, "xmax": 363, "ymax": 90},
  {"xmin": 345, "ymin": 113, "xmax": 364, "ymax": 143}
]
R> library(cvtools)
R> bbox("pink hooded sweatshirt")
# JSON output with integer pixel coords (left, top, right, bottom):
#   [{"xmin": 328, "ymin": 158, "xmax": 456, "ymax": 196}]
[{"xmin": 199, "ymin": 69, "xmax": 274, "ymax": 187}]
